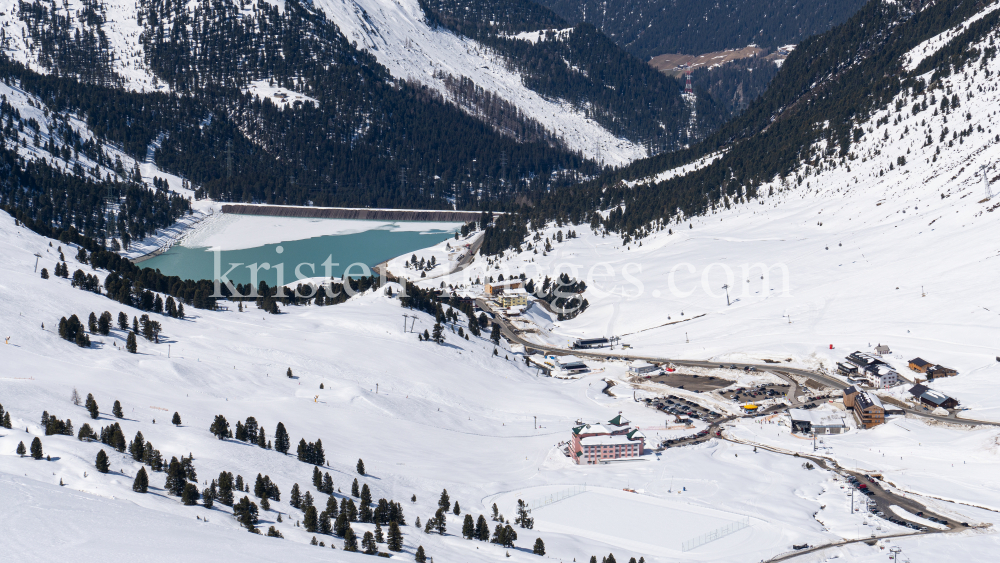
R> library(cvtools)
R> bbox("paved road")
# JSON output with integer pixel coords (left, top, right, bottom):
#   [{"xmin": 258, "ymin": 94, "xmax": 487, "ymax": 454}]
[
  {"xmin": 481, "ymin": 300, "xmax": 1000, "ymax": 427},
  {"xmin": 721, "ymin": 435, "xmax": 963, "ymax": 561}
]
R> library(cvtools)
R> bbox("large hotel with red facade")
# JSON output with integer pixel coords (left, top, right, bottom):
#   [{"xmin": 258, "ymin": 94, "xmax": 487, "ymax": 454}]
[{"xmin": 570, "ymin": 413, "xmax": 646, "ymax": 465}]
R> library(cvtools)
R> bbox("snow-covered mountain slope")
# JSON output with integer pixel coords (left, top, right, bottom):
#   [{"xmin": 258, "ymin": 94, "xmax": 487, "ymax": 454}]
[
  {"xmin": 452, "ymin": 2, "xmax": 1000, "ymax": 419},
  {"xmin": 0, "ymin": 208, "xmax": 900, "ymax": 563},
  {"xmin": 0, "ymin": 78, "xmax": 188, "ymax": 191},
  {"xmin": 0, "ymin": 0, "xmax": 644, "ymax": 164},
  {"xmin": 311, "ymin": 0, "xmax": 644, "ymax": 164},
  {"xmin": 0, "ymin": 0, "xmax": 161, "ymax": 92}
]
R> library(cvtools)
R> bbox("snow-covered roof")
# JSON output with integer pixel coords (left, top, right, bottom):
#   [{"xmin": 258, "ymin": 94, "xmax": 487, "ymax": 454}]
[
  {"xmin": 608, "ymin": 414, "xmax": 630, "ymax": 426},
  {"xmin": 856, "ymin": 391, "xmax": 884, "ymax": 410},
  {"xmin": 627, "ymin": 429, "xmax": 646, "ymax": 440},
  {"xmin": 573, "ymin": 423, "xmax": 613, "ymax": 435},
  {"xmin": 556, "ymin": 355, "xmax": 587, "ymax": 368},
  {"xmin": 788, "ymin": 408, "xmax": 846, "ymax": 427},
  {"xmin": 580, "ymin": 434, "xmax": 636, "ymax": 446}
]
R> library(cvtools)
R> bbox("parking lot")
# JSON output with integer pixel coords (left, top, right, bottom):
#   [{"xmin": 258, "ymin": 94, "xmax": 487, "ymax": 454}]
[
  {"xmin": 716, "ymin": 383, "xmax": 791, "ymax": 403},
  {"xmin": 646, "ymin": 372, "xmax": 732, "ymax": 393},
  {"xmin": 646, "ymin": 395, "xmax": 723, "ymax": 423}
]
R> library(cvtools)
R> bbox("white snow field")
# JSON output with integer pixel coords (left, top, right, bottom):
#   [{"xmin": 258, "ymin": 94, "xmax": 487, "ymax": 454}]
[
  {"xmin": 0, "ymin": 210, "xmax": 858, "ymax": 563},
  {"xmin": 518, "ymin": 488, "xmax": 755, "ymax": 555}
]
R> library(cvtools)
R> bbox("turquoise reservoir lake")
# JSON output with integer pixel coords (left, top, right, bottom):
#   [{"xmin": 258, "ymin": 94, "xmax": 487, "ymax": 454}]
[{"xmin": 140, "ymin": 222, "xmax": 459, "ymax": 287}]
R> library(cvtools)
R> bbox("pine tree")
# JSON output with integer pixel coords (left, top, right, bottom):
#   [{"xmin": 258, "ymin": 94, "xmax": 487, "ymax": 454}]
[
  {"xmin": 432, "ymin": 322, "xmax": 444, "ymax": 344},
  {"xmin": 129, "ymin": 431, "xmax": 145, "ymax": 461},
  {"xmin": 218, "ymin": 473, "xmax": 235, "ymax": 506},
  {"xmin": 203, "ymin": 485, "xmax": 215, "ymax": 508},
  {"xmin": 297, "ymin": 438, "xmax": 308, "ymax": 461},
  {"xmin": 165, "ymin": 457, "xmax": 186, "ymax": 496},
  {"xmin": 351, "ymin": 478, "xmax": 360, "ymax": 497},
  {"xmin": 111, "ymin": 427, "xmax": 126, "ymax": 452},
  {"xmin": 415, "ymin": 545, "xmax": 427, "ymax": 563},
  {"xmin": 303, "ymin": 491, "xmax": 314, "ymax": 511},
  {"xmin": 319, "ymin": 510, "xmax": 332, "ymax": 534},
  {"xmin": 463, "ymin": 514, "xmax": 475, "ymax": 539},
  {"xmin": 438, "ymin": 489, "xmax": 450, "ymax": 511},
  {"xmin": 435, "ymin": 508, "xmax": 447, "ymax": 535},
  {"xmin": 343, "ymin": 526, "xmax": 358, "ymax": 552},
  {"xmin": 210, "ymin": 415, "xmax": 229, "ymax": 439},
  {"xmin": 257, "ymin": 426, "xmax": 267, "ymax": 448},
  {"xmin": 491, "ymin": 323, "xmax": 502, "ymax": 344},
  {"xmin": 266, "ymin": 526, "xmax": 282, "ymax": 538},
  {"xmin": 261, "ymin": 496, "xmax": 270, "ymax": 511},
  {"xmin": 327, "ymin": 494, "xmax": 339, "ymax": 518},
  {"xmin": 387, "ymin": 521, "xmax": 403, "ymax": 551},
  {"xmin": 16, "ymin": 441, "xmax": 26, "ymax": 456},
  {"xmin": 313, "ymin": 466, "xmax": 322, "ymax": 488},
  {"xmin": 605, "ymin": 554, "xmax": 616, "ymax": 563},
  {"xmin": 492, "ymin": 503, "xmax": 500, "ymax": 521},
  {"xmin": 131, "ymin": 468, "xmax": 149, "ymax": 493},
  {"xmin": 274, "ymin": 422, "xmax": 289, "ymax": 453},
  {"xmin": 85, "ymin": 393, "xmax": 99, "ymax": 419},
  {"xmin": 172, "ymin": 412, "xmax": 182, "ymax": 426},
  {"xmin": 356, "ymin": 458, "xmax": 365, "ymax": 475},
  {"xmin": 362, "ymin": 531, "xmax": 377, "ymax": 554},
  {"xmin": 533, "ymin": 538, "xmax": 545, "ymax": 555},
  {"xmin": 95, "ymin": 449, "xmax": 110, "ymax": 473},
  {"xmin": 476, "ymin": 514, "xmax": 490, "ymax": 541},
  {"xmin": 29, "ymin": 437, "xmax": 43, "ymax": 460},
  {"xmin": 118, "ymin": 312, "xmax": 128, "ymax": 331},
  {"xmin": 313, "ymin": 439, "xmax": 325, "ymax": 465},
  {"xmin": 322, "ymin": 473, "xmax": 333, "ymax": 495},
  {"xmin": 234, "ymin": 496, "xmax": 259, "ymax": 532},
  {"xmin": 304, "ymin": 506, "xmax": 318, "ymax": 532},
  {"xmin": 126, "ymin": 331, "xmax": 137, "ymax": 353},
  {"xmin": 334, "ymin": 511, "xmax": 350, "ymax": 537},
  {"xmin": 290, "ymin": 483, "xmax": 302, "ymax": 508},
  {"xmin": 375, "ymin": 523, "xmax": 384, "ymax": 543},
  {"xmin": 515, "ymin": 499, "xmax": 534, "ymax": 529},
  {"xmin": 112, "ymin": 400, "xmax": 124, "ymax": 418},
  {"xmin": 453, "ymin": 501, "xmax": 461, "ymax": 515},
  {"xmin": 182, "ymin": 483, "xmax": 200, "ymax": 505},
  {"xmin": 40, "ymin": 267, "xmax": 49, "ymax": 279}
]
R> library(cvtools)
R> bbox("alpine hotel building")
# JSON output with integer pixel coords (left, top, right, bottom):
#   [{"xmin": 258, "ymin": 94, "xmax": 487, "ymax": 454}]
[{"xmin": 570, "ymin": 413, "xmax": 646, "ymax": 464}]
